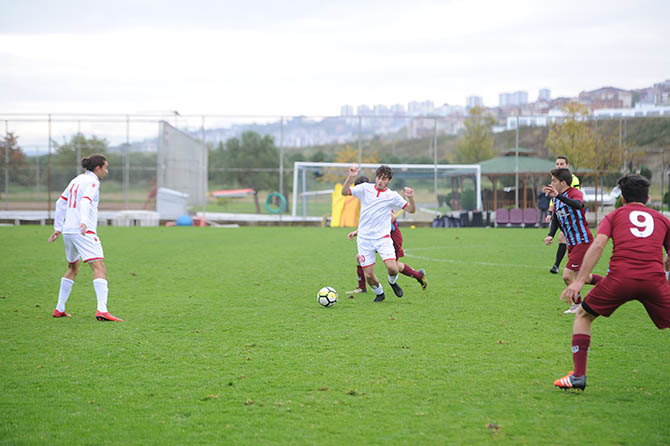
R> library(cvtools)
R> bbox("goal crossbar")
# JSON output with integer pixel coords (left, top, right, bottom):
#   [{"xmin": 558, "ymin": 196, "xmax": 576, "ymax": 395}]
[{"xmin": 292, "ymin": 162, "xmax": 482, "ymax": 217}]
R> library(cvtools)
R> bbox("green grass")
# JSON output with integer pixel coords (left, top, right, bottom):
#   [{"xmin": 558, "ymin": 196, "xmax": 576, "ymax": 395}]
[{"xmin": 0, "ymin": 227, "xmax": 668, "ymax": 445}]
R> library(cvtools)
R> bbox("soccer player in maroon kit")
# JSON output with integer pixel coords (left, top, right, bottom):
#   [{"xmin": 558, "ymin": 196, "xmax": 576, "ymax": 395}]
[
  {"xmin": 543, "ymin": 168, "xmax": 603, "ymax": 313},
  {"xmin": 554, "ymin": 174, "xmax": 670, "ymax": 390}
]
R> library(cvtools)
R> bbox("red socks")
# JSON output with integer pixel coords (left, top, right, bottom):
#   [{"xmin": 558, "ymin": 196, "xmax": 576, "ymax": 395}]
[
  {"xmin": 357, "ymin": 265, "xmax": 366, "ymax": 290},
  {"xmin": 400, "ymin": 264, "xmax": 421, "ymax": 279},
  {"xmin": 572, "ymin": 334, "xmax": 591, "ymax": 376}
]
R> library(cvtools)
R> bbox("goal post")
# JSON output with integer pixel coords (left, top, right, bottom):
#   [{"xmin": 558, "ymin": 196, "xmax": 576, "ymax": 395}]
[{"xmin": 292, "ymin": 162, "xmax": 482, "ymax": 219}]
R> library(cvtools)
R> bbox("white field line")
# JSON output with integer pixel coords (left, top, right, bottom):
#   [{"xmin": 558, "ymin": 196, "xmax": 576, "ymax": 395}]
[{"xmin": 404, "ymin": 248, "xmax": 547, "ymax": 270}]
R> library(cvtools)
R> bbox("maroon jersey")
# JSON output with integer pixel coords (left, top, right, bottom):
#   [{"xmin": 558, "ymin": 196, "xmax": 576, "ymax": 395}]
[{"xmin": 597, "ymin": 203, "xmax": 670, "ymax": 279}]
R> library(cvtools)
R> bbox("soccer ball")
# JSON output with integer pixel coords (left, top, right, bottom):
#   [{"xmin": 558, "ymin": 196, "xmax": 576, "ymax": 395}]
[{"xmin": 317, "ymin": 286, "xmax": 338, "ymax": 307}]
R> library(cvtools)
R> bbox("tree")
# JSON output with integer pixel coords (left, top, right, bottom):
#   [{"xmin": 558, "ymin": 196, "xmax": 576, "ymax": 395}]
[
  {"xmin": 545, "ymin": 102, "xmax": 594, "ymax": 170},
  {"xmin": 54, "ymin": 133, "xmax": 109, "ymax": 166},
  {"xmin": 223, "ymin": 131, "xmax": 279, "ymax": 191},
  {"xmin": 51, "ymin": 133, "xmax": 110, "ymax": 187},
  {"xmin": 455, "ymin": 106, "xmax": 496, "ymax": 163},
  {"xmin": 0, "ymin": 132, "xmax": 31, "ymax": 187}
]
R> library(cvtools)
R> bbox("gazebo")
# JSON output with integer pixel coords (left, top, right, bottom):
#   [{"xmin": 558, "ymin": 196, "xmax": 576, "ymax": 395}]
[{"xmin": 478, "ymin": 149, "xmax": 556, "ymax": 210}]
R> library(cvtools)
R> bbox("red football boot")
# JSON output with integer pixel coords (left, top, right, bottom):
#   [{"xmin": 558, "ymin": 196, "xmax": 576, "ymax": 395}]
[
  {"xmin": 52, "ymin": 309, "xmax": 71, "ymax": 318},
  {"xmin": 95, "ymin": 311, "xmax": 124, "ymax": 322}
]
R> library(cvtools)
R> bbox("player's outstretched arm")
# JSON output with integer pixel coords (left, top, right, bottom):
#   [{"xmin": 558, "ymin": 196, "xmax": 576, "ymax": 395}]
[
  {"xmin": 561, "ymin": 233, "xmax": 607, "ymax": 304},
  {"xmin": 341, "ymin": 165, "xmax": 359, "ymax": 196}
]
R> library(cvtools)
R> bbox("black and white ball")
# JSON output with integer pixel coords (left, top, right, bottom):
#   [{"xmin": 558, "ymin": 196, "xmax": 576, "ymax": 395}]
[{"xmin": 317, "ymin": 286, "xmax": 338, "ymax": 307}]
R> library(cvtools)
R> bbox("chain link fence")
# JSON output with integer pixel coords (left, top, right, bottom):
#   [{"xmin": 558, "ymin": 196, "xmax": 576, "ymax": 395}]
[{"xmin": 1, "ymin": 112, "xmax": 670, "ymax": 218}]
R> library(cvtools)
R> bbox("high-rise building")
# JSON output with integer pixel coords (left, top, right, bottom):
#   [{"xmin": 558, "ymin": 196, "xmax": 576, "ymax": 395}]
[
  {"xmin": 390, "ymin": 104, "xmax": 405, "ymax": 115},
  {"xmin": 538, "ymin": 88, "xmax": 551, "ymax": 101},
  {"xmin": 466, "ymin": 95, "xmax": 484, "ymax": 109},
  {"xmin": 356, "ymin": 105, "xmax": 372, "ymax": 116},
  {"xmin": 340, "ymin": 105, "xmax": 354, "ymax": 116},
  {"xmin": 373, "ymin": 104, "xmax": 389, "ymax": 116},
  {"xmin": 499, "ymin": 91, "xmax": 528, "ymax": 107}
]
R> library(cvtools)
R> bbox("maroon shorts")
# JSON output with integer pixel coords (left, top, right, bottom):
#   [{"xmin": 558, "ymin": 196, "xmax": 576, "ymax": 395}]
[
  {"xmin": 566, "ymin": 242, "xmax": 591, "ymax": 271},
  {"xmin": 391, "ymin": 227, "xmax": 404, "ymax": 258},
  {"xmin": 583, "ymin": 274, "xmax": 670, "ymax": 329}
]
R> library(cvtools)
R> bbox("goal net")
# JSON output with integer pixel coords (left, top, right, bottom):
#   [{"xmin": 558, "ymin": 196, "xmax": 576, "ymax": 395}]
[
  {"xmin": 157, "ymin": 121, "xmax": 208, "ymax": 208},
  {"xmin": 292, "ymin": 162, "xmax": 481, "ymax": 220}
]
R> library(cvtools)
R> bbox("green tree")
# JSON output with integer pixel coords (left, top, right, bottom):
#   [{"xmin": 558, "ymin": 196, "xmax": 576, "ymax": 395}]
[
  {"xmin": 54, "ymin": 133, "xmax": 109, "ymax": 166},
  {"xmin": 51, "ymin": 133, "xmax": 110, "ymax": 187},
  {"xmin": 456, "ymin": 106, "xmax": 496, "ymax": 163},
  {"xmin": 0, "ymin": 132, "xmax": 31, "ymax": 187},
  {"xmin": 223, "ymin": 131, "xmax": 279, "ymax": 191}
]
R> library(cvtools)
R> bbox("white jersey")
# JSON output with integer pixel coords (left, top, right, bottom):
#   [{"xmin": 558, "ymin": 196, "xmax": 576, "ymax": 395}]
[
  {"xmin": 351, "ymin": 182, "xmax": 407, "ymax": 240},
  {"xmin": 54, "ymin": 171, "xmax": 101, "ymax": 235}
]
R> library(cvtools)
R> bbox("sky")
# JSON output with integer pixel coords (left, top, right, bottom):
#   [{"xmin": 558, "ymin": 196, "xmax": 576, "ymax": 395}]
[{"xmin": 1, "ymin": 0, "xmax": 669, "ymax": 118}]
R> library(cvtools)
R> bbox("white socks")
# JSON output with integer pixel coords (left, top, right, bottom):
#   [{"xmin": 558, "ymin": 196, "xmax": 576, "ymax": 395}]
[
  {"xmin": 56, "ymin": 278, "xmax": 74, "ymax": 312},
  {"xmin": 371, "ymin": 284, "xmax": 384, "ymax": 295},
  {"xmin": 93, "ymin": 278, "xmax": 108, "ymax": 313},
  {"xmin": 388, "ymin": 274, "xmax": 399, "ymax": 284}
]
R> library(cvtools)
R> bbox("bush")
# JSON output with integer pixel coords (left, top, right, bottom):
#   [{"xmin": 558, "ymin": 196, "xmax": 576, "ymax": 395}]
[{"xmin": 461, "ymin": 189, "xmax": 477, "ymax": 211}]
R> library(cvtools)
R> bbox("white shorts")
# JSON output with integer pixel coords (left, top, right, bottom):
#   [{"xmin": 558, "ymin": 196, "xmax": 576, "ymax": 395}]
[
  {"xmin": 63, "ymin": 232, "xmax": 104, "ymax": 263},
  {"xmin": 357, "ymin": 236, "xmax": 396, "ymax": 268}
]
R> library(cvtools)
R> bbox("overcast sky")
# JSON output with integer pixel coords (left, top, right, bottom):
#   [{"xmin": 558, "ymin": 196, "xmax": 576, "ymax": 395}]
[{"xmin": 1, "ymin": 0, "xmax": 669, "ymax": 117}]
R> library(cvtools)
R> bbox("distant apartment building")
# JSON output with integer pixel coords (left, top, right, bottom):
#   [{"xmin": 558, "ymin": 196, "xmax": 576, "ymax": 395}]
[
  {"xmin": 408, "ymin": 100, "xmax": 435, "ymax": 116},
  {"xmin": 373, "ymin": 104, "xmax": 389, "ymax": 116},
  {"xmin": 466, "ymin": 95, "xmax": 484, "ymax": 109},
  {"xmin": 356, "ymin": 105, "xmax": 372, "ymax": 116},
  {"xmin": 390, "ymin": 104, "xmax": 405, "ymax": 115},
  {"xmin": 578, "ymin": 87, "xmax": 633, "ymax": 109},
  {"xmin": 499, "ymin": 91, "xmax": 529, "ymax": 107},
  {"xmin": 634, "ymin": 80, "xmax": 670, "ymax": 106},
  {"xmin": 340, "ymin": 105, "xmax": 354, "ymax": 116},
  {"xmin": 435, "ymin": 103, "xmax": 464, "ymax": 116},
  {"xmin": 538, "ymin": 88, "xmax": 551, "ymax": 101}
]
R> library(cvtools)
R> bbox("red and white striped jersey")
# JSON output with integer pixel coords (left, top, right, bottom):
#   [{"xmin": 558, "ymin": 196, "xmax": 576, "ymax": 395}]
[{"xmin": 54, "ymin": 171, "xmax": 101, "ymax": 235}]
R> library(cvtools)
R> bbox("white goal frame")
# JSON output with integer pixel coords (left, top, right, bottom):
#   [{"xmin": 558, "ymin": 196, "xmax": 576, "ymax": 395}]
[{"xmin": 292, "ymin": 162, "xmax": 482, "ymax": 217}]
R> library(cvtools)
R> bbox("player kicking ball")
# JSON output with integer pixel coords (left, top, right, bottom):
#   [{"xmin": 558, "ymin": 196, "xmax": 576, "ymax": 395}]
[
  {"xmin": 48, "ymin": 154, "xmax": 123, "ymax": 322},
  {"xmin": 554, "ymin": 174, "xmax": 670, "ymax": 390},
  {"xmin": 342, "ymin": 165, "xmax": 417, "ymax": 302},
  {"xmin": 347, "ymin": 209, "xmax": 427, "ymax": 296}
]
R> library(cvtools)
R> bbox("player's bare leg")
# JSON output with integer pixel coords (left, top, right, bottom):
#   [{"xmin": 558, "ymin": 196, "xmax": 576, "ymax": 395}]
[
  {"xmin": 384, "ymin": 259, "xmax": 403, "ymax": 298},
  {"xmin": 363, "ymin": 266, "xmax": 386, "ymax": 302},
  {"xmin": 89, "ymin": 260, "xmax": 123, "ymax": 321},
  {"xmin": 561, "ymin": 269, "xmax": 602, "ymax": 314}
]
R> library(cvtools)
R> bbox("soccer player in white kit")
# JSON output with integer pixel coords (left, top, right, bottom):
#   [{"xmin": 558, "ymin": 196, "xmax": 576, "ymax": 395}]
[
  {"xmin": 48, "ymin": 154, "xmax": 123, "ymax": 321},
  {"xmin": 342, "ymin": 165, "xmax": 416, "ymax": 302}
]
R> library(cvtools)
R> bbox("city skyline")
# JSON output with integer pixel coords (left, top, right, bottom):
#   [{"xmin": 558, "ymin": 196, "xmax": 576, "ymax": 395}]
[{"xmin": 1, "ymin": 0, "xmax": 669, "ymax": 116}]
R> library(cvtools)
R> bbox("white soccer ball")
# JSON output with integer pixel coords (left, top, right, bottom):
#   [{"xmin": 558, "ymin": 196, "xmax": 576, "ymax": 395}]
[{"xmin": 317, "ymin": 286, "xmax": 338, "ymax": 307}]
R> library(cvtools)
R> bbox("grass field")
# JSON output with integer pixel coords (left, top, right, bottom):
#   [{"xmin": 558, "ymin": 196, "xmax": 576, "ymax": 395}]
[{"xmin": 1, "ymin": 226, "xmax": 669, "ymax": 445}]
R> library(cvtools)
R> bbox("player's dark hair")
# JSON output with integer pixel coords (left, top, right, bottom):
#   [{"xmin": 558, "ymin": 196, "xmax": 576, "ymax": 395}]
[
  {"xmin": 354, "ymin": 175, "xmax": 369, "ymax": 186},
  {"xmin": 376, "ymin": 165, "xmax": 393, "ymax": 179},
  {"xmin": 617, "ymin": 174, "xmax": 650, "ymax": 204},
  {"xmin": 81, "ymin": 154, "xmax": 107, "ymax": 172},
  {"xmin": 551, "ymin": 168, "xmax": 572, "ymax": 185},
  {"xmin": 556, "ymin": 155, "xmax": 569, "ymax": 165}
]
